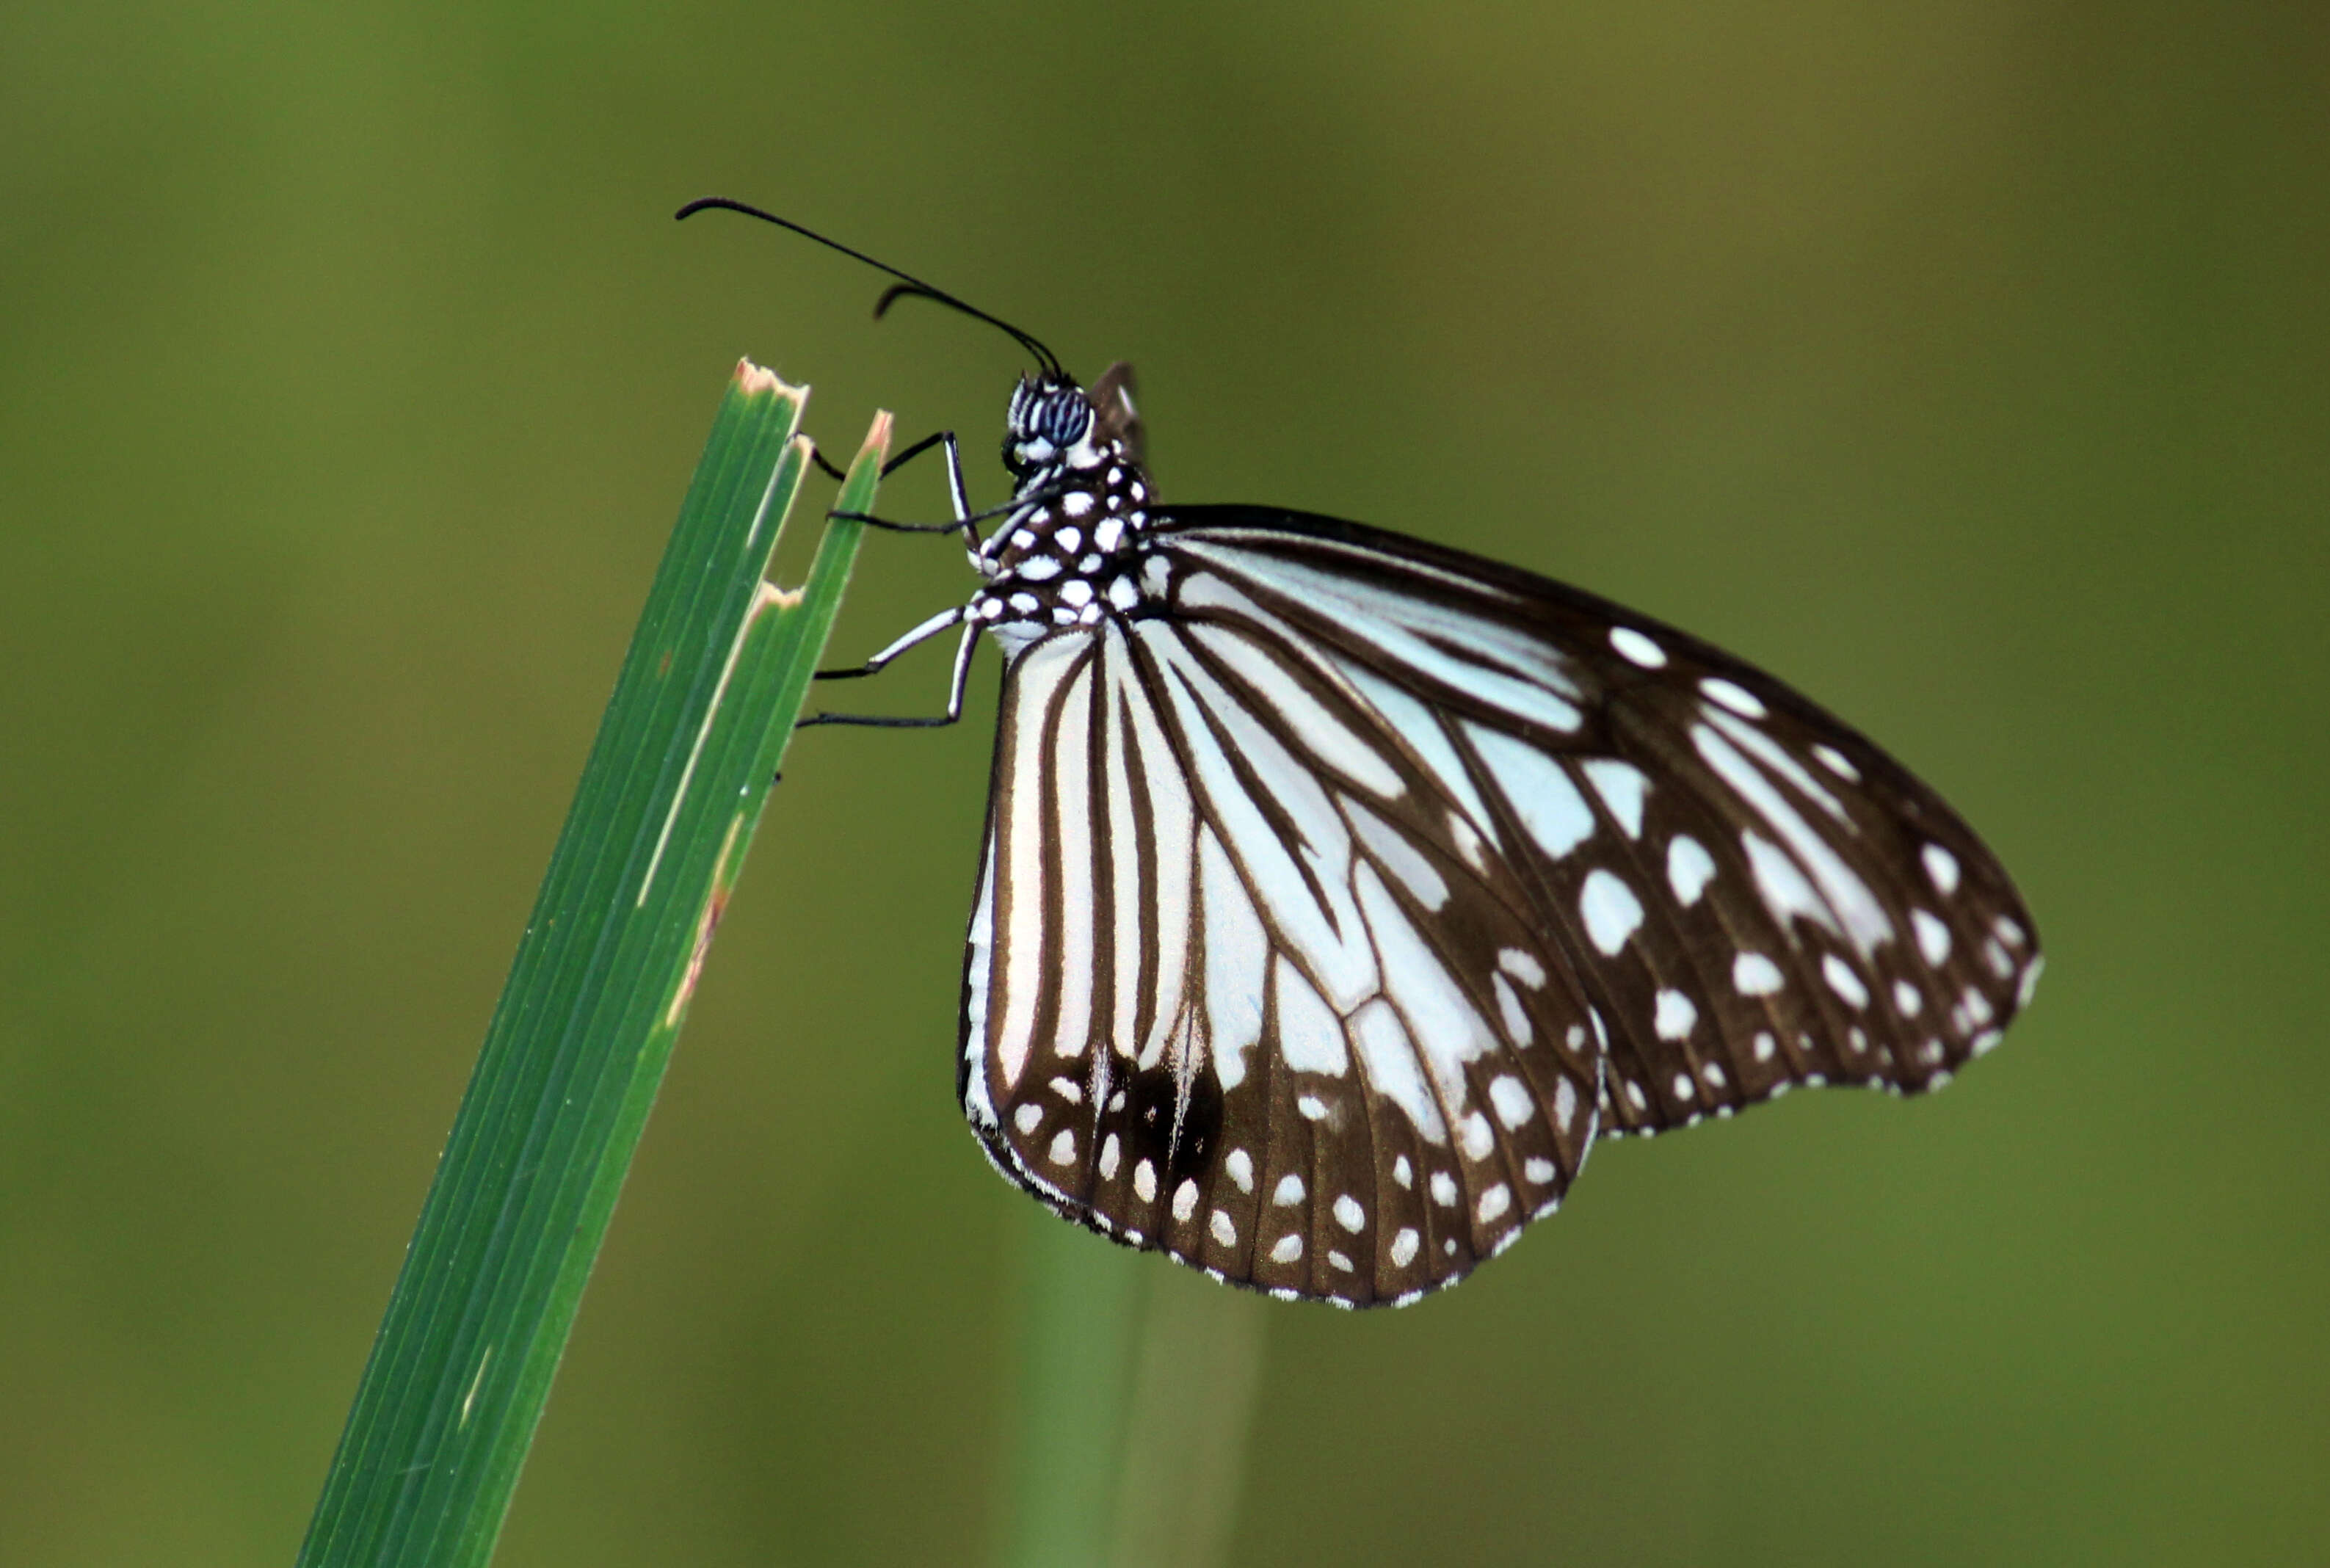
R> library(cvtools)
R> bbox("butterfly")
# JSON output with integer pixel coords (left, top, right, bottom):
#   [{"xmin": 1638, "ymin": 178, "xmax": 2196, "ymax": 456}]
[{"xmin": 683, "ymin": 198, "xmax": 2044, "ymax": 1308}]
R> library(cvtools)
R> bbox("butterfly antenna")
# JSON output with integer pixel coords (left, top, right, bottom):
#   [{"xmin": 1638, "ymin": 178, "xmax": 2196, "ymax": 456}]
[{"xmin": 676, "ymin": 197, "xmax": 1066, "ymax": 380}]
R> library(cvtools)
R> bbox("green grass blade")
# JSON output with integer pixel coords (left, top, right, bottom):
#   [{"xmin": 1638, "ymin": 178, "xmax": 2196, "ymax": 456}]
[
  {"xmin": 1004, "ymin": 1209, "xmax": 1144, "ymax": 1568},
  {"xmin": 1004, "ymin": 1216, "xmax": 1267, "ymax": 1568},
  {"xmin": 1106, "ymin": 1270, "xmax": 1266, "ymax": 1568},
  {"xmin": 297, "ymin": 361, "xmax": 889, "ymax": 1568}
]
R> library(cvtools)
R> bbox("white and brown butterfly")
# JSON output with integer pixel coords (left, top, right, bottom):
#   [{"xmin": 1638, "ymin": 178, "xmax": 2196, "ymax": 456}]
[{"xmin": 694, "ymin": 198, "xmax": 2044, "ymax": 1309}]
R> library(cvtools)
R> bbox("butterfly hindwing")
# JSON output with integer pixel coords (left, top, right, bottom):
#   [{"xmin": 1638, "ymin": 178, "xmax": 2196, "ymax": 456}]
[{"xmin": 962, "ymin": 615, "xmax": 1603, "ymax": 1306}]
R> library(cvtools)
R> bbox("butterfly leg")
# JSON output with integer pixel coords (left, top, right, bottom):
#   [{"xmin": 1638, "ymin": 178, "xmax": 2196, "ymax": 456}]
[
  {"xmin": 879, "ymin": 428, "xmax": 964, "ymax": 496},
  {"xmin": 805, "ymin": 412, "xmax": 964, "ymax": 482},
  {"xmin": 799, "ymin": 614, "xmax": 981, "ymax": 730},
  {"xmin": 805, "ymin": 427, "xmax": 945, "ymax": 484},
  {"xmin": 827, "ymin": 431, "xmax": 993, "ymax": 546}
]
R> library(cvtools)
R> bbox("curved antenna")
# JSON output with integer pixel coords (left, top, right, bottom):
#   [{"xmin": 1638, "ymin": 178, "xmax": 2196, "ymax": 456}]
[{"xmin": 676, "ymin": 197, "xmax": 1066, "ymax": 380}]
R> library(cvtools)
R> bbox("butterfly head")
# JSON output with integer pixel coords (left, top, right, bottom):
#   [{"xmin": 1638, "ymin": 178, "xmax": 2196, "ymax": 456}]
[
  {"xmin": 1003, "ymin": 362, "xmax": 1147, "ymax": 485},
  {"xmin": 1003, "ymin": 377, "xmax": 1091, "ymax": 475}
]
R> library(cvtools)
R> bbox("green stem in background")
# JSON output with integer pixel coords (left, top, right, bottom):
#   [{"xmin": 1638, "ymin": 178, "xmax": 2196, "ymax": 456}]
[
  {"xmin": 1004, "ymin": 1208, "xmax": 1143, "ymax": 1568},
  {"xmin": 1106, "ymin": 1268, "xmax": 1268, "ymax": 1568},
  {"xmin": 296, "ymin": 361, "xmax": 888, "ymax": 1568},
  {"xmin": 1003, "ymin": 1207, "xmax": 1269, "ymax": 1568}
]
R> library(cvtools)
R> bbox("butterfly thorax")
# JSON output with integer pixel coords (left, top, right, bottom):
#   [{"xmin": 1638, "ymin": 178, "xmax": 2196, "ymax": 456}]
[{"xmin": 968, "ymin": 365, "xmax": 1157, "ymax": 658}]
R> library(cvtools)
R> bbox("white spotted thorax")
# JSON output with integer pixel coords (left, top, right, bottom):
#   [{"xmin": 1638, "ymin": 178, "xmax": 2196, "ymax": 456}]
[
  {"xmin": 968, "ymin": 369, "xmax": 1155, "ymax": 659},
  {"xmin": 902, "ymin": 357, "xmax": 2044, "ymax": 1310}
]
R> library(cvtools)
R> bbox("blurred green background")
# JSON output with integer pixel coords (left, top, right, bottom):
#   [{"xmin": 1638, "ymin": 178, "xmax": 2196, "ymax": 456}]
[{"xmin": 3, "ymin": 1, "xmax": 2323, "ymax": 1564}]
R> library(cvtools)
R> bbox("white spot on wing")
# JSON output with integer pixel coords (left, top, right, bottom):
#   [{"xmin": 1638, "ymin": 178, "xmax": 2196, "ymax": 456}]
[
  {"xmin": 1912, "ymin": 907, "xmax": 1951, "ymax": 965},
  {"xmin": 1272, "ymin": 1173, "xmax": 1306, "ymax": 1206},
  {"xmin": 1172, "ymin": 1178, "xmax": 1200, "ymax": 1222},
  {"xmin": 1390, "ymin": 1227, "xmax": 1420, "ymax": 1266},
  {"xmin": 1349, "ymin": 998, "xmax": 1445, "ymax": 1141},
  {"xmin": 1733, "ymin": 952, "xmax": 1785, "ymax": 995},
  {"xmin": 1210, "ymin": 1210, "xmax": 1237, "ymax": 1248},
  {"xmin": 1610, "ymin": 626, "xmax": 1667, "ymax": 668},
  {"xmin": 1582, "ymin": 758, "xmax": 1650, "ymax": 838},
  {"xmin": 1342, "ymin": 795, "xmax": 1450, "ymax": 911},
  {"xmin": 1333, "ymin": 1194, "xmax": 1365, "ymax": 1233},
  {"xmin": 1225, "ymin": 1147, "xmax": 1254, "ymax": 1193},
  {"xmin": 1467, "ymin": 725, "xmax": 1596, "ymax": 857},
  {"xmin": 1580, "ymin": 869, "xmax": 1644, "ymax": 955},
  {"xmin": 1429, "ymin": 1171, "xmax": 1458, "ymax": 1207},
  {"xmin": 1477, "ymin": 1184, "xmax": 1511, "ymax": 1222},
  {"xmin": 1742, "ymin": 830, "xmax": 1837, "ymax": 940},
  {"xmin": 1271, "ymin": 1233, "xmax": 1303, "ymax": 1263},
  {"xmin": 1823, "ymin": 954, "xmax": 1870, "ymax": 1009},
  {"xmin": 1492, "ymin": 973, "xmax": 1533, "ymax": 1047},
  {"xmin": 1489, "ymin": 1075, "xmax": 1535, "ymax": 1128},
  {"xmin": 1701, "ymin": 678, "xmax": 1767, "ymax": 718},
  {"xmin": 1448, "ymin": 813, "xmax": 1487, "ymax": 869},
  {"xmin": 1199, "ymin": 828, "xmax": 1266, "ymax": 1089},
  {"xmin": 1923, "ymin": 843, "xmax": 1961, "ymax": 896},
  {"xmin": 1814, "ymin": 744, "xmax": 1859, "ymax": 782},
  {"xmin": 1653, "ymin": 990, "xmax": 1697, "ymax": 1041},
  {"xmin": 1667, "ymin": 835, "xmax": 1716, "ymax": 905},
  {"xmin": 1274, "ymin": 957, "xmax": 1349, "ymax": 1076}
]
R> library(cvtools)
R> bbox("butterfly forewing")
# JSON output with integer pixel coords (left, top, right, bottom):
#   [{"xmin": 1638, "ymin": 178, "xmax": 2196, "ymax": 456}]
[{"xmin": 1150, "ymin": 509, "xmax": 2043, "ymax": 1140}]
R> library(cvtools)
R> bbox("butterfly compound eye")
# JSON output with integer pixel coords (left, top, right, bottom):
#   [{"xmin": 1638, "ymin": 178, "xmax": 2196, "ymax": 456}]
[{"xmin": 1037, "ymin": 393, "xmax": 1091, "ymax": 449}]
